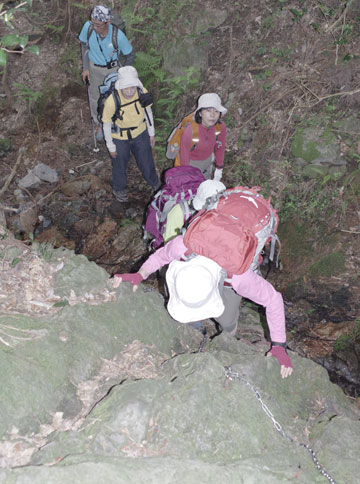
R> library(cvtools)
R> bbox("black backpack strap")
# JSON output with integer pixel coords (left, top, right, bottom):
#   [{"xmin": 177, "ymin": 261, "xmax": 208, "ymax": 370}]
[
  {"xmin": 111, "ymin": 85, "xmax": 121, "ymax": 124},
  {"xmin": 137, "ymin": 87, "xmax": 152, "ymax": 127},
  {"xmin": 86, "ymin": 23, "xmax": 94, "ymax": 45},
  {"xmin": 111, "ymin": 24, "xmax": 118, "ymax": 54},
  {"xmin": 87, "ymin": 23, "xmax": 118, "ymax": 58}
]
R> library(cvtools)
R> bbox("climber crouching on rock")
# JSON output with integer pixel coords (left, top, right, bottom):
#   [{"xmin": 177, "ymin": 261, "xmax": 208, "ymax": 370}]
[{"xmin": 112, "ymin": 235, "xmax": 293, "ymax": 379}]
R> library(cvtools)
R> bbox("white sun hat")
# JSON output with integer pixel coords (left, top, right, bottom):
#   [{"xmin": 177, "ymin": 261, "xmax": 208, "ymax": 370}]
[
  {"xmin": 195, "ymin": 93, "xmax": 227, "ymax": 115},
  {"xmin": 166, "ymin": 255, "xmax": 225, "ymax": 323},
  {"xmin": 115, "ymin": 66, "xmax": 143, "ymax": 90},
  {"xmin": 192, "ymin": 180, "xmax": 226, "ymax": 211}
]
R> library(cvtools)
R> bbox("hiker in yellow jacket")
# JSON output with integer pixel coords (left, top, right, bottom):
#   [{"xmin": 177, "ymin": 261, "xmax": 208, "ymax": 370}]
[{"xmin": 102, "ymin": 66, "xmax": 159, "ymax": 202}]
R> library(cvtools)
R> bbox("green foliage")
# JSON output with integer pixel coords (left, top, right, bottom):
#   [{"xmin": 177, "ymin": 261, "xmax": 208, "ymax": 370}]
[
  {"xmin": 45, "ymin": 24, "xmax": 64, "ymax": 44},
  {"xmin": 53, "ymin": 299, "xmax": 70, "ymax": 308},
  {"xmin": 254, "ymin": 69, "xmax": 273, "ymax": 81},
  {"xmin": 0, "ymin": 1, "xmax": 39, "ymax": 67},
  {"xmin": 156, "ymin": 66, "xmax": 201, "ymax": 131},
  {"xmin": 1, "ymin": 0, "xmax": 32, "ymax": 27},
  {"xmin": 12, "ymin": 82, "xmax": 42, "ymax": 111},
  {"xmin": 134, "ymin": 49, "xmax": 163, "ymax": 87},
  {"xmin": 270, "ymin": 47, "xmax": 293, "ymax": 63},
  {"xmin": 334, "ymin": 320, "xmax": 360, "ymax": 353},
  {"xmin": 120, "ymin": 218, "xmax": 136, "ymax": 228},
  {"xmin": 72, "ymin": 3, "xmax": 88, "ymax": 9},
  {"xmin": 224, "ymin": 155, "xmax": 268, "ymax": 188},
  {"xmin": 126, "ymin": 0, "xmax": 204, "ymax": 165},
  {"xmin": 224, "ymin": 114, "xmax": 236, "ymax": 128},
  {"xmin": 308, "ymin": 251, "xmax": 345, "ymax": 278},
  {"xmin": 31, "ymin": 240, "xmax": 55, "ymax": 262},
  {"xmin": 0, "ymin": 137, "xmax": 12, "ymax": 156},
  {"xmin": 290, "ymin": 7, "xmax": 308, "ymax": 22},
  {"xmin": 280, "ymin": 179, "xmax": 342, "ymax": 224},
  {"xmin": 10, "ymin": 257, "xmax": 20, "ymax": 267}
]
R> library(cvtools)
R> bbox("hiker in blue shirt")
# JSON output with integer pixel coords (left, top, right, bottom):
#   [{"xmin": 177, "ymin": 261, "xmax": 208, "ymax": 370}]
[{"xmin": 79, "ymin": 5, "xmax": 135, "ymax": 140}]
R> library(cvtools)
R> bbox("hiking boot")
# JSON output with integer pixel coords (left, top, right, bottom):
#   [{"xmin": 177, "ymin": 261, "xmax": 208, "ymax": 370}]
[{"xmin": 112, "ymin": 189, "xmax": 128, "ymax": 202}]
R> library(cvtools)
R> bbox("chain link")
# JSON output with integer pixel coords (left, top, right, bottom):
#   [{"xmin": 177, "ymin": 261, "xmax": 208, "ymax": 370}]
[{"xmin": 224, "ymin": 366, "xmax": 338, "ymax": 484}]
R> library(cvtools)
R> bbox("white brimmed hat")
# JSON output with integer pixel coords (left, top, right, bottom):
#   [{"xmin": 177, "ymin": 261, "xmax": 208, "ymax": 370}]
[
  {"xmin": 166, "ymin": 255, "xmax": 225, "ymax": 323},
  {"xmin": 195, "ymin": 93, "xmax": 227, "ymax": 115},
  {"xmin": 192, "ymin": 180, "xmax": 226, "ymax": 211},
  {"xmin": 115, "ymin": 66, "xmax": 143, "ymax": 90}
]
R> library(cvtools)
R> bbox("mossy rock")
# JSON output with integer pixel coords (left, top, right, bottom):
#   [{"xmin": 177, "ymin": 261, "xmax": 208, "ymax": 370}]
[
  {"xmin": 290, "ymin": 126, "xmax": 345, "ymax": 168},
  {"xmin": 163, "ymin": 38, "xmax": 207, "ymax": 77},
  {"xmin": 291, "ymin": 128, "xmax": 321, "ymax": 162},
  {"xmin": 308, "ymin": 251, "xmax": 345, "ymax": 278},
  {"xmin": 301, "ymin": 163, "xmax": 329, "ymax": 179},
  {"xmin": 301, "ymin": 163, "xmax": 347, "ymax": 180}
]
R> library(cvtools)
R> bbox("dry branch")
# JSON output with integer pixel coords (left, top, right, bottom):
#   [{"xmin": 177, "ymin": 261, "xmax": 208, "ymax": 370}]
[{"xmin": 0, "ymin": 147, "xmax": 24, "ymax": 198}]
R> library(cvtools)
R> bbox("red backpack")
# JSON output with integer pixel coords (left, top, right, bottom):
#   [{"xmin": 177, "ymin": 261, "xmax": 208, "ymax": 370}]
[
  {"xmin": 183, "ymin": 209, "xmax": 258, "ymax": 276},
  {"xmin": 183, "ymin": 186, "xmax": 280, "ymax": 276}
]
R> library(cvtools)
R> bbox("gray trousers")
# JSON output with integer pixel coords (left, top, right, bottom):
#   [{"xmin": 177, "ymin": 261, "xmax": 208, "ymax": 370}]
[
  {"xmin": 88, "ymin": 61, "xmax": 118, "ymax": 126},
  {"xmin": 215, "ymin": 286, "xmax": 242, "ymax": 334},
  {"xmin": 189, "ymin": 155, "xmax": 213, "ymax": 180}
]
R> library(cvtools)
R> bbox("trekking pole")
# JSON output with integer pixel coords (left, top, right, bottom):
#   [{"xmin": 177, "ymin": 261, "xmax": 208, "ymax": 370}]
[{"xmin": 85, "ymin": 77, "xmax": 99, "ymax": 153}]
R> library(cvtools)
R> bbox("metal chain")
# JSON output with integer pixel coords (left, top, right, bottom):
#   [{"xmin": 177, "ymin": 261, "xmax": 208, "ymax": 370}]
[{"xmin": 224, "ymin": 366, "xmax": 338, "ymax": 484}]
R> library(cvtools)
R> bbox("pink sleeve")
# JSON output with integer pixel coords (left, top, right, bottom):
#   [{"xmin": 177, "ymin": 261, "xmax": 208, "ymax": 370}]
[
  {"xmin": 140, "ymin": 236, "xmax": 187, "ymax": 276},
  {"xmin": 179, "ymin": 124, "xmax": 193, "ymax": 165},
  {"xmin": 231, "ymin": 270, "xmax": 286, "ymax": 343},
  {"xmin": 214, "ymin": 122, "xmax": 227, "ymax": 168}
]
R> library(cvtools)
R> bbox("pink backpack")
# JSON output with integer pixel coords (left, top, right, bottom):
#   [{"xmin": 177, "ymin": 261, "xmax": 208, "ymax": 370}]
[
  {"xmin": 184, "ymin": 186, "xmax": 280, "ymax": 276},
  {"xmin": 144, "ymin": 166, "xmax": 205, "ymax": 249}
]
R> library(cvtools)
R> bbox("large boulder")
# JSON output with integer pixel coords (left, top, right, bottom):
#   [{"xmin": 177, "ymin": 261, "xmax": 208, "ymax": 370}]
[{"xmin": 0, "ymin": 245, "xmax": 359, "ymax": 483}]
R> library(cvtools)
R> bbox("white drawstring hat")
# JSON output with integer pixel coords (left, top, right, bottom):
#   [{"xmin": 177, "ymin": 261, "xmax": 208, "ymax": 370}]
[
  {"xmin": 192, "ymin": 180, "xmax": 226, "ymax": 211},
  {"xmin": 115, "ymin": 66, "xmax": 143, "ymax": 90},
  {"xmin": 166, "ymin": 255, "xmax": 225, "ymax": 323},
  {"xmin": 195, "ymin": 93, "xmax": 227, "ymax": 115}
]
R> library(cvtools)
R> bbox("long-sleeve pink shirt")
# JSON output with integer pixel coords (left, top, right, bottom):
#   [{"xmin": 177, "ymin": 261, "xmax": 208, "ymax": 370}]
[
  {"xmin": 179, "ymin": 122, "xmax": 227, "ymax": 168},
  {"xmin": 140, "ymin": 236, "xmax": 286, "ymax": 343}
]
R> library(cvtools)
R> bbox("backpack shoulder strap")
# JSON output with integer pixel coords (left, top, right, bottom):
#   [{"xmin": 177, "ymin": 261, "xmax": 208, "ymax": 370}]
[
  {"xmin": 215, "ymin": 122, "xmax": 222, "ymax": 137},
  {"xmin": 111, "ymin": 24, "xmax": 118, "ymax": 53},
  {"xmin": 112, "ymin": 86, "xmax": 122, "ymax": 123},
  {"xmin": 137, "ymin": 87, "xmax": 152, "ymax": 127},
  {"xmin": 190, "ymin": 121, "xmax": 199, "ymax": 152},
  {"xmin": 86, "ymin": 23, "xmax": 94, "ymax": 45}
]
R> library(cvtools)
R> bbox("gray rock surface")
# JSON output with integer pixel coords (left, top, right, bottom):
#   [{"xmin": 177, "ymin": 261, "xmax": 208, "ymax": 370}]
[
  {"xmin": 32, "ymin": 163, "xmax": 59, "ymax": 183},
  {"xmin": 0, "ymin": 245, "xmax": 358, "ymax": 484}
]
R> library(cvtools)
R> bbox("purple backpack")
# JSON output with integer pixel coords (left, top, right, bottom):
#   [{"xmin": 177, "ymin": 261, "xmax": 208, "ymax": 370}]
[{"xmin": 144, "ymin": 166, "xmax": 205, "ymax": 249}]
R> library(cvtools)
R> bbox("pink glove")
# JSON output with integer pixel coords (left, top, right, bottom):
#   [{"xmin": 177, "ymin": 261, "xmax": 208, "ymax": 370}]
[
  {"xmin": 268, "ymin": 346, "xmax": 292, "ymax": 368},
  {"xmin": 114, "ymin": 273, "xmax": 143, "ymax": 286}
]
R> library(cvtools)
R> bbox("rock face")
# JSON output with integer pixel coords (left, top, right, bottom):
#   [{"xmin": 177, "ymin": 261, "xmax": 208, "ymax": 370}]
[{"xmin": 0, "ymin": 243, "xmax": 359, "ymax": 483}]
